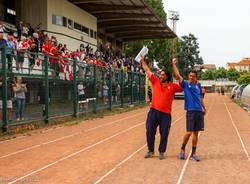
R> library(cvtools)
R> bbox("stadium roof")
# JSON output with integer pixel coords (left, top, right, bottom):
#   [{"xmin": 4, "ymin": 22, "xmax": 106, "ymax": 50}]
[{"xmin": 68, "ymin": 0, "xmax": 176, "ymax": 41}]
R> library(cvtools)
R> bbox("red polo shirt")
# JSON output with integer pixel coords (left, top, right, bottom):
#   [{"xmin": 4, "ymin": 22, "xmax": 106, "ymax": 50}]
[{"xmin": 150, "ymin": 73, "xmax": 183, "ymax": 114}]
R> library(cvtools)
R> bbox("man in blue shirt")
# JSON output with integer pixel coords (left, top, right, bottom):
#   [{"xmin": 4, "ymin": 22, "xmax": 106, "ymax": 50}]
[{"xmin": 172, "ymin": 58, "xmax": 206, "ymax": 161}]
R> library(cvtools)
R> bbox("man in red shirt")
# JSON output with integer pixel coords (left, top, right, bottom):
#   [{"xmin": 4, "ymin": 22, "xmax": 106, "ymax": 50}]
[{"xmin": 141, "ymin": 56, "xmax": 183, "ymax": 160}]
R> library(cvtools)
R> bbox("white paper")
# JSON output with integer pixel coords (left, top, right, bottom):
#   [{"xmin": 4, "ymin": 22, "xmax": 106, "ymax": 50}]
[{"xmin": 135, "ymin": 46, "xmax": 149, "ymax": 63}]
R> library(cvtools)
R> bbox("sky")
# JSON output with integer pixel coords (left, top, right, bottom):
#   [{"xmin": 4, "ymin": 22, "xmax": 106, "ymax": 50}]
[{"xmin": 163, "ymin": 0, "xmax": 250, "ymax": 67}]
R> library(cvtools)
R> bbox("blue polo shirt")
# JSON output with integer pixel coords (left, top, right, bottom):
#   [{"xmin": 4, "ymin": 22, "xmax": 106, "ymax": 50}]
[{"xmin": 180, "ymin": 80, "xmax": 202, "ymax": 112}]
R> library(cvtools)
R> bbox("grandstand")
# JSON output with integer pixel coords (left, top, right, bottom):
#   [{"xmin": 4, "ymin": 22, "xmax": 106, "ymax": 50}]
[{"xmin": 0, "ymin": 0, "xmax": 176, "ymax": 131}]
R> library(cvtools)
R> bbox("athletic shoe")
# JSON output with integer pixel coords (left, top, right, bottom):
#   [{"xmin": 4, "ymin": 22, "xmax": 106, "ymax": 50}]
[
  {"xmin": 159, "ymin": 152, "xmax": 165, "ymax": 160},
  {"xmin": 144, "ymin": 151, "xmax": 154, "ymax": 159},
  {"xmin": 179, "ymin": 150, "xmax": 186, "ymax": 160},
  {"xmin": 190, "ymin": 155, "xmax": 200, "ymax": 162}
]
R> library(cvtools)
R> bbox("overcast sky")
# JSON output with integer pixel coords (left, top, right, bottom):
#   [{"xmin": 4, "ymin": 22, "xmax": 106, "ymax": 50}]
[{"xmin": 163, "ymin": 0, "xmax": 250, "ymax": 67}]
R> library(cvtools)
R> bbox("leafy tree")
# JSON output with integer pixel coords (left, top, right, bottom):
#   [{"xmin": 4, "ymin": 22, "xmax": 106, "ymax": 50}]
[
  {"xmin": 145, "ymin": 0, "xmax": 167, "ymax": 21},
  {"xmin": 177, "ymin": 34, "xmax": 203, "ymax": 77},
  {"xmin": 124, "ymin": 0, "xmax": 171, "ymax": 70},
  {"xmin": 227, "ymin": 68, "xmax": 240, "ymax": 81},
  {"xmin": 237, "ymin": 73, "xmax": 250, "ymax": 84},
  {"xmin": 215, "ymin": 67, "xmax": 227, "ymax": 79},
  {"xmin": 200, "ymin": 69, "xmax": 216, "ymax": 80},
  {"xmin": 124, "ymin": 2, "xmax": 204, "ymax": 75}
]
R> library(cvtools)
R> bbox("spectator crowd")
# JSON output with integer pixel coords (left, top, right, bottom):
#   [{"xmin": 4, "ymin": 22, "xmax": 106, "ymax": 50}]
[{"xmin": 0, "ymin": 21, "xmax": 142, "ymax": 79}]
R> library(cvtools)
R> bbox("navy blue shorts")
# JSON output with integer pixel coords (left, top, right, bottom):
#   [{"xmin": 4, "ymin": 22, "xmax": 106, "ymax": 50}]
[{"xmin": 186, "ymin": 111, "xmax": 204, "ymax": 132}]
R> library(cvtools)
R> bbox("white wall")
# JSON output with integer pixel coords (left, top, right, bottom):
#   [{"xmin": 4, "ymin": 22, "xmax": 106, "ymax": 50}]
[{"xmin": 47, "ymin": 0, "xmax": 97, "ymax": 51}]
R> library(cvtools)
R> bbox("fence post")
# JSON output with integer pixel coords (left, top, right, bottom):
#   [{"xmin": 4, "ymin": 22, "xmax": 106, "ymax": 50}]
[
  {"xmin": 44, "ymin": 54, "xmax": 49, "ymax": 123},
  {"xmin": 93, "ymin": 65, "xmax": 97, "ymax": 113},
  {"xmin": 121, "ymin": 70, "xmax": 124, "ymax": 108},
  {"xmin": 130, "ymin": 72, "xmax": 134, "ymax": 104},
  {"xmin": 108, "ymin": 66, "xmax": 112, "ymax": 110},
  {"xmin": 73, "ymin": 58, "xmax": 78, "ymax": 117},
  {"xmin": 1, "ymin": 46, "xmax": 8, "ymax": 132},
  {"xmin": 138, "ymin": 73, "xmax": 141, "ymax": 103}
]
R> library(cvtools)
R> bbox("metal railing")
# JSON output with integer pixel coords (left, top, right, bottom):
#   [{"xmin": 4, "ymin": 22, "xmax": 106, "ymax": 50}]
[{"xmin": 0, "ymin": 46, "xmax": 146, "ymax": 132}]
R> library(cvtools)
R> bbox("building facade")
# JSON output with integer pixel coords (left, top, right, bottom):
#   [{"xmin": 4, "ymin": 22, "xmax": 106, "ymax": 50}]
[
  {"xmin": 1, "ymin": 0, "xmax": 98, "ymax": 50},
  {"xmin": 227, "ymin": 58, "xmax": 250, "ymax": 72}
]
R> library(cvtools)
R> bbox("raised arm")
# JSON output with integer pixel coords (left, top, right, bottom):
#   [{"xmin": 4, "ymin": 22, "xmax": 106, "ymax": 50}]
[
  {"xmin": 172, "ymin": 58, "xmax": 183, "ymax": 83},
  {"xmin": 140, "ymin": 56, "xmax": 152, "ymax": 76}
]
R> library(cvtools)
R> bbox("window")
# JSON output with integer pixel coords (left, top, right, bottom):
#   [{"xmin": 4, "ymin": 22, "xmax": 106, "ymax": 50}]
[
  {"xmin": 63, "ymin": 17, "xmax": 67, "ymax": 27},
  {"xmin": 51, "ymin": 14, "xmax": 95, "ymax": 38},
  {"xmin": 90, "ymin": 29, "xmax": 94, "ymax": 38},
  {"xmin": 81, "ymin": 26, "xmax": 89, "ymax": 35},
  {"xmin": 7, "ymin": 8, "xmax": 16, "ymax": 15},
  {"xmin": 68, "ymin": 19, "xmax": 73, "ymax": 29},
  {"xmin": 74, "ymin": 22, "xmax": 82, "ymax": 31},
  {"xmin": 52, "ymin": 15, "xmax": 63, "ymax": 26}
]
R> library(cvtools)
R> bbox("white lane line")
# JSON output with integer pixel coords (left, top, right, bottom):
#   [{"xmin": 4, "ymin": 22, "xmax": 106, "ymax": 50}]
[
  {"xmin": 84, "ymin": 111, "xmax": 146, "ymax": 132},
  {"xmin": 1, "ymin": 106, "xmax": 183, "ymax": 159},
  {"xmin": 176, "ymin": 103, "xmax": 214, "ymax": 184},
  {"xmin": 0, "ymin": 135, "xmax": 26, "ymax": 144},
  {"xmin": 0, "ymin": 112, "xmax": 147, "ymax": 159},
  {"xmin": 94, "ymin": 115, "xmax": 185, "ymax": 184},
  {"xmin": 0, "ymin": 133, "xmax": 80, "ymax": 159},
  {"xmin": 86, "ymin": 104, "xmax": 182, "ymax": 132},
  {"xmin": 7, "ymin": 105, "xmax": 184, "ymax": 184},
  {"xmin": 0, "ymin": 104, "xmax": 182, "ymax": 145},
  {"xmin": 224, "ymin": 102, "xmax": 250, "ymax": 161},
  {"xmin": 0, "ymin": 107, "xmax": 149, "ymax": 145},
  {"xmin": 8, "ymin": 122, "xmax": 145, "ymax": 184},
  {"xmin": 42, "ymin": 126, "xmax": 64, "ymax": 133}
]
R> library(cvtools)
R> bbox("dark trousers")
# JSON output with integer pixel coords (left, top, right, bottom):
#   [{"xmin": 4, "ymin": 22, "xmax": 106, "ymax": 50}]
[{"xmin": 146, "ymin": 108, "xmax": 171, "ymax": 153}]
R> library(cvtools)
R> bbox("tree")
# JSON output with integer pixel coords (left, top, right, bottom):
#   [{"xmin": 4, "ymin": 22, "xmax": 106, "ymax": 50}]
[
  {"xmin": 124, "ymin": 2, "xmax": 204, "ymax": 74},
  {"xmin": 124, "ymin": 0, "xmax": 171, "ymax": 70},
  {"xmin": 215, "ymin": 67, "xmax": 227, "ymax": 79},
  {"xmin": 145, "ymin": 0, "xmax": 167, "ymax": 21},
  {"xmin": 237, "ymin": 73, "xmax": 250, "ymax": 85},
  {"xmin": 177, "ymin": 34, "xmax": 203, "ymax": 77},
  {"xmin": 227, "ymin": 68, "xmax": 240, "ymax": 81},
  {"xmin": 200, "ymin": 69, "xmax": 216, "ymax": 80}
]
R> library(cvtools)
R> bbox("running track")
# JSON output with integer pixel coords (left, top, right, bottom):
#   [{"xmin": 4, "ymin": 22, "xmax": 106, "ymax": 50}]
[{"xmin": 0, "ymin": 93, "xmax": 249, "ymax": 184}]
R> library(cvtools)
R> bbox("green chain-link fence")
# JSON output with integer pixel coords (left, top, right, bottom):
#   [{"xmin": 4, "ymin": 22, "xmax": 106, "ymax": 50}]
[{"xmin": 0, "ymin": 46, "xmax": 146, "ymax": 132}]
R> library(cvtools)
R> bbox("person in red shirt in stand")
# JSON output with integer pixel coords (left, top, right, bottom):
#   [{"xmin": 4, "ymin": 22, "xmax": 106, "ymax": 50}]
[
  {"xmin": 51, "ymin": 43, "xmax": 63, "ymax": 76},
  {"xmin": 42, "ymin": 39, "xmax": 54, "ymax": 67},
  {"xmin": 141, "ymin": 56, "xmax": 183, "ymax": 160},
  {"xmin": 42, "ymin": 39, "xmax": 52, "ymax": 54}
]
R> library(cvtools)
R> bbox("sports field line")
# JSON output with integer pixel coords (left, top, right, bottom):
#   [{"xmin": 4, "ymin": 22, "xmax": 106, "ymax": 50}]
[
  {"xmin": 0, "ymin": 108, "xmax": 147, "ymax": 145},
  {"xmin": 94, "ymin": 114, "xmax": 185, "ymax": 184},
  {"xmin": 85, "ymin": 103, "xmax": 183, "ymax": 132},
  {"xmin": 0, "ymin": 111, "xmax": 147, "ymax": 159},
  {"xmin": 7, "ymin": 122, "xmax": 145, "ymax": 184},
  {"xmin": 0, "ymin": 103, "xmax": 183, "ymax": 145},
  {"xmin": 176, "ymin": 102, "xmax": 214, "ymax": 184},
  {"xmin": 84, "ymin": 111, "xmax": 146, "ymax": 132},
  {"xmin": 8, "ymin": 106, "xmax": 184, "ymax": 184},
  {"xmin": 0, "ymin": 105, "xmax": 183, "ymax": 159},
  {"xmin": 0, "ymin": 113, "xmax": 146, "ymax": 159},
  {"xmin": 0, "ymin": 135, "xmax": 26, "ymax": 144},
  {"xmin": 224, "ymin": 102, "xmax": 250, "ymax": 161}
]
